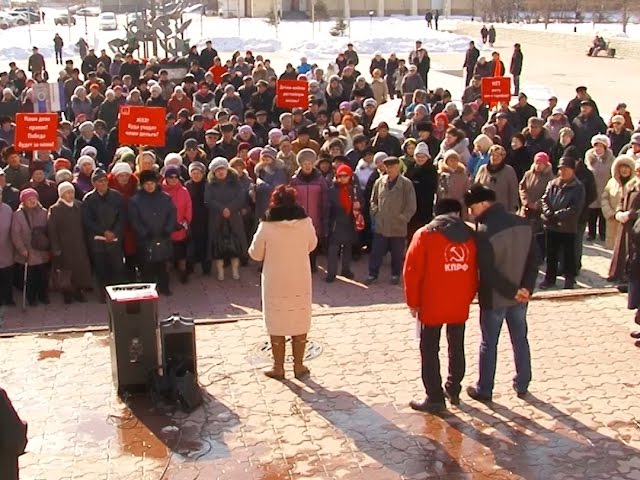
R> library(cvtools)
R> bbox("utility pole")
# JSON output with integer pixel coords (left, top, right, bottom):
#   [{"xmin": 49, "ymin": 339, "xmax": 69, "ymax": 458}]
[{"xmin": 311, "ymin": 0, "xmax": 315, "ymax": 40}]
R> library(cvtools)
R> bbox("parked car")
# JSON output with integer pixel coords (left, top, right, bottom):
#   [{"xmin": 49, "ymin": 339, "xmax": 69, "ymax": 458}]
[
  {"xmin": 6, "ymin": 12, "xmax": 28, "ymax": 25},
  {"xmin": 98, "ymin": 11, "xmax": 117, "ymax": 30},
  {"xmin": 54, "ymin": 13, "xmax": 77, "ymax": 25},
  {"xmin": 10, "ymin": 9, "xmax": 40, "ymax": 23},
  {"xmin": 75, "ymin": 7, "xmax": 100, "ymax": 17}
]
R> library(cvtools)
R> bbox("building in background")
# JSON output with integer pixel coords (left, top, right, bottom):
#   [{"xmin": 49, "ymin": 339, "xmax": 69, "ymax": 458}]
[{"xmin": 249, "ymin": 0, "xmax": 472, "ymax": 18}]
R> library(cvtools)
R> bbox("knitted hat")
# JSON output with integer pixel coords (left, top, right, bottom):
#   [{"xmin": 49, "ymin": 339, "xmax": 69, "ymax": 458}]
[
  {"xmin": 138, "ymin": 169, "xmax": 159, "ymax": 184},
  {"xmin": 296, "ymin": 148, "xmax": 317, "ymax": 166},
  {"xmin": 558, "ymin": 156, "xmax": 577, "ymax": 170},
  {"xmin": 591, "ymin": 134, "xmax": 610, "ymax": 149},
  {"xmin": 111, "ymin": 162, "xmax": 133, "ymax": 176},
  {"xmin": 336, "ymin": 164, "xmax": 353, "ymax": 177},
  {"xmin": 164, "ymin": 153, "xmax": 183, "ymax": 166},
  {"xmin": 164, "ymin": 165, "xmax": 181, "ymax": 178},
  {"xmin": 57, "ymin": 181, "xmax": 75, "ymax": 197},
  {"xmin": 363, "ymin": 98, "xmax": 377, "ymax": 108},
  {"xmin": 261, "ymin": 146, "xmax": 277, "ymax": 160},
  {"xmin": 414, "ymin": 142, "xmax": 430, "ymax": 157},
  {"xmin": 188, "ymin": 161, "xmax": 206, "ymax": 175},
  {"xmin": 611, "ymin": 114, "xmax": 625, "ymax": 125},
  {"xmin": 20, "ymin": 188, "xmax": 38, "ymax": 203},
  {"xmin": 81, "ymin": 145, "xmax": 97, "ymax": 159},
  {"xmin": 473, "ymin": 134, "xmax": 494, "ymax": 153},
  {"xmin": 632, "ymin": 133, "xmax": 640, "ymax": 145},
  {"xmin": 77, "ymin": 155, "xmax": 96, "ymax": 170},
  {"xmin": 209, "ymin": 157, "xmax": 229, "ymax": 172},
  {"xmin": 534, "ymin": 152, "xmax": 550, "ymax": 165},
  {"xmin": 79, "ymin": 121, "xmax": 94, "ymax": 133},
  {"xmin": 249, "ymin": 147, "xmax": 262, "ymax": 161},
  {"xmin": 373, "ymin": 152, "xmax": 388, "ymax": 165},
  {"xmin": 237, "ymin": 142, "xmax": 251, "ymax": 152},
  {"xmin": 55, "ymin": 169, "xmax": 73, "ymax": 184},
  {"xmin": 238, "ymin": 125, "xmax": 253, "ymax": 136},
  {"xmin": 53, "ymin": 158, "xmax": 71, "ymax": 171},
  {"xmin": 268, "ymin": 128, "xmax": 283, "ymax": 139},
  {"xmin": 464, "ymin": 183, "xmax": 496, "ymax": 207},
  {"xmin": 116, "ymin": 146, "xmax": 136, "ymax": 164},
  {"xmin": 443, "ymin": 150, "xmax": 461, "ymax": 163},
  {"xmin": 91, "ymin": 168, "xmax": 107, "ymax": 182}
]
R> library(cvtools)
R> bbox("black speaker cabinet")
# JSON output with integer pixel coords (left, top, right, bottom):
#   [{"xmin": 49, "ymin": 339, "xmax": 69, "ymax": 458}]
[
  {"xmin": 159, "ymin": 314, "xmax": 197, "ymax": 379},
  {"xmin": 106, "ymin": 284, "xmax": 161, "ymax": 396}
]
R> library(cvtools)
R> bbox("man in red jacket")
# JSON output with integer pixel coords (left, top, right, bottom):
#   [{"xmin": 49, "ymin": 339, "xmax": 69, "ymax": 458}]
[{"xmin": 403, "ymin": 198, "xmax": 478, "ymax": 412}]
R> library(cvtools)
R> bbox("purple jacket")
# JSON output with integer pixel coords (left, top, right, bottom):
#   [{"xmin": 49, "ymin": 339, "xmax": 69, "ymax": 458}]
[{"xmin": 290, "ymin": 168, "xmax": 329, "ymax": 238}]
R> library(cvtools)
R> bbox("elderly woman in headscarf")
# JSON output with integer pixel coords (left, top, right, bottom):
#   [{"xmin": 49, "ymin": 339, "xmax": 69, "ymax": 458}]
[
  {"xmin": 135, "ymin": 150, "xmax": 159, "ymax": 176},
  {"xmin": 11, "ymin": 188, "xmax": 50, "ymax": 306},
  {"xmin": 73, "ymin": 155, "xmax": 96, "ymax": 195},
  {"xmin": 126, "ymin": 88, "xmax": 144, "ymax": 106},
  {"xmin": 97, "ymin": 88, "xmax": 119, "ymax": 130},
  {"xmin": 71, "ymin": 86, "xmax": 93, "ymax": 121},
  {"xmin": 73, "ymin": 121, "xmax": 107, "ymax": 168},
  {"xmin": 47, "ymin": 182, "xmax": 93, "ymax": 303},
  {"xmin": 55, "ymin": 168, "xmax": 84, "ymax": 200}
]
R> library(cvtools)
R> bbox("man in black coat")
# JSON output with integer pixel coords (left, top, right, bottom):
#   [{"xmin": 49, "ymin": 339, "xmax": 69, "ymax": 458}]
[
  {"xmin": 463, "ymin": 41, "xmax": 480, "ymax": 86},
  {"xmin": 0, "ymin": 387, "xmax": 28, "ymax": 480},
  {"xmin": 249, "ymin": 81, "xmax": 274, "ymax": 118},
  {"xmin": 82, "ymin": 169, "xmax": 126, "ymax": 302},
  {"xmin": 510, "ymin": 43, "xmax": 523, "ymax": 96},
  {"xmin": 571, "ymin": 100, "xmax": 607, "ymax": 157},
  {"xmin": 199, "ymin": 41, "xmax": 218, "ymax": 71},
  {"xmin": 81, "ymin": 49, "xmax": 99, "ymax": 79},
  {"xmin": 565, "ymin": 86, "xmax": 600, "ymax": 123},
  {"xmin": 511, "ymin": 93, "xmax": 537, "ymax": 132},
  {"xmin": 118, "ymin": 54, "xmax": 141, "ymax": 81}
]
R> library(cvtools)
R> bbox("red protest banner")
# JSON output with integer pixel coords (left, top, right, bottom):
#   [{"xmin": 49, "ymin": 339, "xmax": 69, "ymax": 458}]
[
  {"xmin": 276, "ymin": 80, "xmax": 309, "ymax": 110},
  {"xmin": 481, "ymin": 77, "xmax": 512, "ymax": 104},
  {"xmin": 15, "ymin": 113, "xmax": 58, "ymax": 151},
  {"xmin": 118, "ymin": 106, "xmax": 166, "ymax": 146}
]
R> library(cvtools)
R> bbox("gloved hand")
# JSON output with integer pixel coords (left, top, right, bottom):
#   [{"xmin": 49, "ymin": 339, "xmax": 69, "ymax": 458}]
[{"xmin": 615, "ymin": 211, "xmax": 631, "ymax": 223}]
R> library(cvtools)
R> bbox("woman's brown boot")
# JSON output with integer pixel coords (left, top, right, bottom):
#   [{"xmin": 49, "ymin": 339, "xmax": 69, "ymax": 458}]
[
  {"xmin": 292, "ymin": 334, "xmax": 310, "ymax": 380},
  {"xmin": 264, "ymin": 336, "xmax": 285, "ymax": 380}
]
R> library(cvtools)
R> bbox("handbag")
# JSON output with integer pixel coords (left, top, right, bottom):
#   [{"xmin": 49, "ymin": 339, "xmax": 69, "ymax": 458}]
[
  {"xmin": 49, "ymin": 262, "xmax": 73, "ymax": 292},
  {"xmin": 146, "ymin": 237, "xmax": 173, "ymax": 263},
  {"xmin": 22, "ymin": 210, "xmax": 50, "ymax": 251},
  {"xmin": 213, "ymin": 220, "xmax": 241, "ymax": 259},
  {"xmin": 352, "ymin": 186, "xmax": 365, "ymax": 231}
]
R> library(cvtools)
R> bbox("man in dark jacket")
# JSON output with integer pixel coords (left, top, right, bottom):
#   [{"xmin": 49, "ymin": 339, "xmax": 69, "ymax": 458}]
[
  {"xmin": 511, "ymin": 93, "xmax": 537, "ymax": 131},
  {"xmin": 463, "ymin": 41, "xmax": 480, "ymax": 86},
  {"xmin": 344, "ymin": 43, "xmax": 359, "ymax": 66},
  {"xmin": 510, "ymin": 43, "xmax": 523, "ymax": 96},
  {"xmin": 118, "ymin": 54, "xmax": 141, "ymax": 81},
  {"xmin": 0, "ymin": 387, "xmax": 27, "ymax": 480},
  {"xmin": 82, "ymin": 169, "xmax": 126, "ymax": 302},
  {"xmin": 0, "ymin": 168, "xmax": 19, "ymax": 210},
  {"xmin": 81, "ymin": 49, "xmax": 99, "ymax": 79},
  {"xmin": 249, "ymin": 81, "xmax": 274, "ymax": 117},
  {"xmin": 523, "ymin": 117, "xmax": 554, "ymax": 158},
  {"xmin": 371, "ymin": 122, "xmax": 402, "ymax": 158},
  {"xmin": 27, "ymin": 47, "xmax": 45, "ymax": 76},
  {"xmin": 565, "ymin": 86, "xmax": 600, "ymax": 123},
  {"xmin": 464, "ymin": 184, "xmax": 538, "ymax": 402},
  {"xmin": 199, "ymin": 41, "xmax": 218, "ymax": 71},
  {"xmin": 571, "ymin": 100, "xmax": 607, "ymax": 157},
  {"xmin": 540, "ymin": 156, "xmax": 586, "ymax": 289}
]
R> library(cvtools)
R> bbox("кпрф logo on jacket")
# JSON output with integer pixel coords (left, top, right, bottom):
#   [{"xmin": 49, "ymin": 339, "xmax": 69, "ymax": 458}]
[{"xmin": 444, "ymin": 243, "xmax": 470, "ymax": 272}]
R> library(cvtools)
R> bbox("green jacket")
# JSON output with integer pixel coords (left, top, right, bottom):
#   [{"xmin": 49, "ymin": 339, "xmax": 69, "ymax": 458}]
[{"xmin": 370, "ymin": 174, "xmax": 417, "ymax": 237}]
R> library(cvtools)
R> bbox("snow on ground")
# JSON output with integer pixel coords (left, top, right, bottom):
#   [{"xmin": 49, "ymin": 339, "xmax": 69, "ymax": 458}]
[
  {"xmin": 448, "ymin": 17, "xmax": 640, "ymax": 39},
  {"xmin": 0, "ymin": 12, "xmax": 471, "ymax": 64}
]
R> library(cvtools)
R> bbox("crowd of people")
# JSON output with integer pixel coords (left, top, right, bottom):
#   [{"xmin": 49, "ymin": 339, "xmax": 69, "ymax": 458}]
[{"xmin": 0, "ymin": 34, "xmax": 639, "ymax": 346}]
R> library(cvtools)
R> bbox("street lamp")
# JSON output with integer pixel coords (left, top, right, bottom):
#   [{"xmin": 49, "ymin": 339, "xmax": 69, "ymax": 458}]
[{"xmin": 368, "ymin": 10, "xmax": 374, "ymax": 34}]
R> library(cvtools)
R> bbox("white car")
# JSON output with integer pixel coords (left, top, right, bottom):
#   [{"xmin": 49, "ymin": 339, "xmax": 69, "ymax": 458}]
[
  {"xmin": 6, "ymin": 11, "xmax": 28, "ymax": 25},
  {"xmin": 98, "ymin": 12, "xmax": 118, "ymax": 30}
]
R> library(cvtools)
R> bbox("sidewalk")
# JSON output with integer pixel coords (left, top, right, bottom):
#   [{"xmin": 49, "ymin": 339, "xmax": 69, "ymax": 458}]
[
  {"xmin": 2, "ymin": 290, "xmax": 639, "ymax": 479},
  {"xmin": 0, "ymin": 242, "xmax": 617, "ymax": 334}
]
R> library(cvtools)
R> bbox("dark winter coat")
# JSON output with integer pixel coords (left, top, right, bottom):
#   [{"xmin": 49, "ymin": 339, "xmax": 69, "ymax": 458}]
[
  {"xmin": 611, "ymin": 178, "xmax": 640, "ymax": 280},
  {"xmin": 185, "ymin": 178, "xmax": 208, "ymax": 261},
  {"xmin": 327, "ymin": 181, "xmax": 360, "ymax": 244},
  {"xmin": 0, "ymin": 387, "xmax": 28, "ymax": 480},
  {"xmin": 48, "ymin": 199, "xmax": 93, "ymax": 289},
  {"xmin": 571, "ymin": 113, "xmax": 607, "ymax": 157},
  {"xmin": 541, "ymin": 177, "xmax": 586, "ymax": 234},
  {"xmin": 204, "ymin": 169, "xmax": 247, "ymax": 260},
  {"xmin": 507, "ymin": 146, "xmax": 533, "ymax": 183},
  {"xmin": 523, "ymin": 127, "xmax": 554, "ymax": 160},
  {"xmin": 512, "ymin": 103, "xmax": 538, "ymax": 131},
  {"xmin": 290, "ymin": 168, "xmax": 329, "ymax": 238},
  {"xmin": 607, "ymin": 128, "xmax": 632, "ymax": 156},
  {"xmin": 97, "ymin": 99, "xmax": 119, "ymax": 131},
  {"xmin": 405, "ymin": 161, "xmax": 438, "ymax": 234},
  {"xmin": 371, "ymin": 133, "xmax": 402, "ymax": 158},
  {"xmin": 82, "ymin": 187, "xmax": 125, "ymax": 254},
  {"xmin": 24, "ymin": 180, "xmax": 58, "ymax": 209},
  {"xmin": 129, "ymin": 187, "xmax": 177, "ymax": 258},
  {"xmin": 1, "ymin": 184, "xmax": 19, "ymax": 211},
  {"xmin": 254, "ymin": 159, "xmax": 289, "ymax": 221},
  {"xmin": 510, "ymin": 50, "xmax": 523, "ymax": 76},
  {"xmin": 73, "ymin": 135, "xmax": 107, "ymax": 169},
  {"xmin": 463, "ymin": 47, "xmax": 480, "ymax": 70}
]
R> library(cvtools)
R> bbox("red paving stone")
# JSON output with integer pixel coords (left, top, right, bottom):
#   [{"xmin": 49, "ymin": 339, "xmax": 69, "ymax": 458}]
[{"xmin": 2, "ymin": 289, "xmax": 640, "ymax": 479}]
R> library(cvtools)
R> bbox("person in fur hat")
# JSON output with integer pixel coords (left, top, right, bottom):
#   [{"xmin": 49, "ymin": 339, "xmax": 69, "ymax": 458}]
[
  {"xmin": 601, "ymin": 155, "xmax": 636, "ymax": 252},
  {"xmin": 205, "ymin": 157, "xmax": 247, "ymax": 281},
  {"xmin": 254, "ymin": 146, "xmax": 288, "ymax": 222},
  {"xmin": 585, "ymin": 134, "xmax": 615, "ymax": 241},
  {"xmin": 290, "ymin": 149, "xmax": 329, "ymax": 272},
  {"xmin": 437, "ymin": 150, "xmax": 470, "ymax": 219}
]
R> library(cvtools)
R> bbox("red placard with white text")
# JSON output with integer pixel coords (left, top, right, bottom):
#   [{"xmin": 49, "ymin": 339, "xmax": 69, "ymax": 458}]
[
  {"xmin": 15, "ymin": 113, "xmax": 58, "ymax": 151},
  {"xmin": 481, "ymin": 77, "xmax": 511, "ymax": 104},
  {"xmin": 276, "ymin": 80, "xmax": 309, "ymax": 110},
  {"xmin": 118, "ymin": 106, "xmax": 166, "ymax": 146}
]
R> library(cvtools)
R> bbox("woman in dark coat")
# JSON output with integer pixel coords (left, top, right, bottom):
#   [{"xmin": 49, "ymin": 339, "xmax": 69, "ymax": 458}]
[
  {"xmin": 24, "ymin": 162, "xmax": 58, "ymax": 209},
  {"xmin": 205, "ymin": 157, "xmax": 248, "ymax": 281},
  {"xmin": 185, "ymin": 161, "xmax": 211, "ymax": 275},
  {"xmin": 47, "ymin": 182, "xmax": 93, "ymax": 303},
  {"xmin": 609, "ymin": 172, "xmax": 640, "ymax": 285},
  {"xmin": 627, "ymin": 211, "xmax": 640, "ymax": 346},
  {"xmin": 405, "ymin": 142, "xmax": 438, "ymax": 240},
  {"xmin": 326, "ymin": 164, "xmax": 361, "ymax": 282},
  {"xmin": 129, "ymin": 170, "xmax": 177, "ymax": 296}
]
